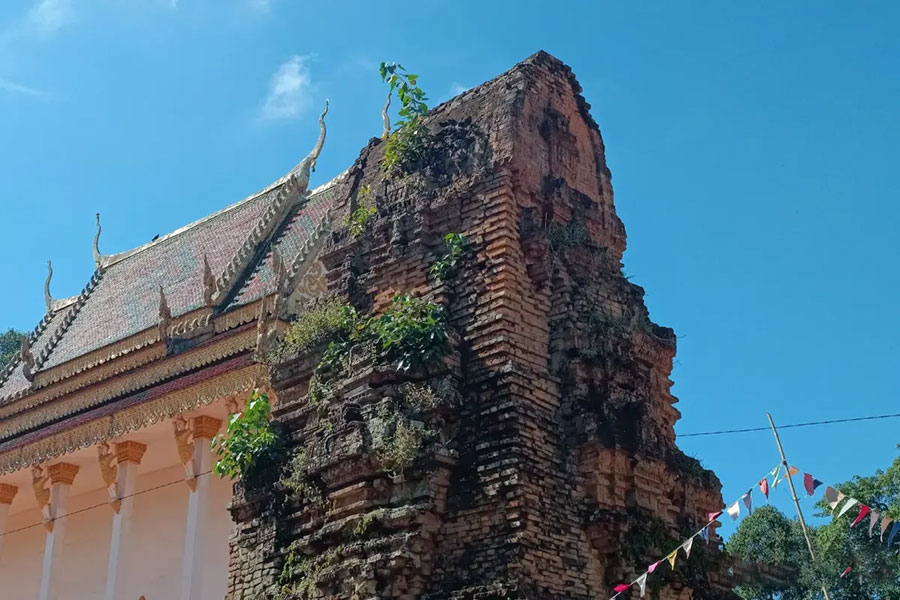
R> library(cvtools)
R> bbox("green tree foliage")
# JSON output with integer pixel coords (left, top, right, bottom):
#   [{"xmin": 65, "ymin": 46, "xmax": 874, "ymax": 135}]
[
  {"xmin": 379, "ymin": 62, "xmax": 433, "ymax": 176},
  {"xmin": 212, "ymin": 390, "xmax": 281, "ymax": 481},
  {"xmin": 728, "ymin": 451, "xmax": 900, "ymax": 599},
  {"xmin": 0, "ymin": 328, "xmax": 26, "ymax": 368},
  {"xmin": 429, "ymin": 233, "xmax": 470, "ymax": 281}
]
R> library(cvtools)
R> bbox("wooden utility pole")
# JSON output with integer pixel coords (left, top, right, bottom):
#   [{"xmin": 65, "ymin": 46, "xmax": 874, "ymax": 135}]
[{"xmin": 767, "ymin": 413, "xmax": 832, "ymax": 600}]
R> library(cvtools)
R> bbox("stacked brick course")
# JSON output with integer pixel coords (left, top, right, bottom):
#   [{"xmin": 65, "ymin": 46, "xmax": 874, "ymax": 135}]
[{"xmin": 226, "ymin": 51, "xmax": 733, "ymax": 600}]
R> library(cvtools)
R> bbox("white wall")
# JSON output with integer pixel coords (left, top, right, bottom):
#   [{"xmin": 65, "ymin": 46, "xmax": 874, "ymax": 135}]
[{"xmin": 0, "ymin": 464, "xmax": 234, "ymax": 600}]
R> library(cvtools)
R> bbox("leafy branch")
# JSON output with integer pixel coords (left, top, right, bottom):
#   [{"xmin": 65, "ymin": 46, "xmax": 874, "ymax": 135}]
[
  {"xmin": 379, "ymin": 62, "xmax": 433, "ymax": 177},
  {"xmin": 212, "ymin": 390, "xmax": 281, "ymax": 481}
]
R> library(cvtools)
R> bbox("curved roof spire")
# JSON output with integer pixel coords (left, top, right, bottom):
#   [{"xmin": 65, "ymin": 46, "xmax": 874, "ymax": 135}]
[
  {"xmin": 44, "ymin": 260, "xmax": 53, "ymax": 312},
  {"xmin": 288, "ymin": 99, "xmax": 329, "ymax": 192},
  {"xmin": 93, "ymin": 213, "xmax": 105, "ymax": 268}
]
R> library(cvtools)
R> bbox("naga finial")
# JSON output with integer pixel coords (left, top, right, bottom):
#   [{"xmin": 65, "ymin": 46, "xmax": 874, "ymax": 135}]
[
  {"xmin": 381, "ymin": 91, "xmax": 391, "ymax": 140},
  {"xmin": 289, "ymin": 99, "xmax": 329, "ymax": 192},
  {"xmin": 20, "ymin": 338, "xmax": 36, "ymax": 382},
  {"xmin": 158, "ymin": 286, "xmax": 172, "ymax": 342},
  {"xmin": 93, "ymin": 213, "xmax": 103, "ymax": 268},
  {"xmin": 44, "ymin": 260, "xmax": 53, "ymax": 312},
  {"xmin": 202, "ymin": 255, "xmax": 216, "ymax": 307}
]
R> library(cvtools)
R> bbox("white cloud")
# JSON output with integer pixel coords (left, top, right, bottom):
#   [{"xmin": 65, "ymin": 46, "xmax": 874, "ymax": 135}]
[
  {"xmin": 26, "ymin": 0, "xmax": 71, "ymax": 38},
  {"xmin": 0, "ymin": 77, "xmax": 52, "ymax": 99},
  {"xmin": 260, "ymin": 55, "xmax": 313, "ymax": 121}
]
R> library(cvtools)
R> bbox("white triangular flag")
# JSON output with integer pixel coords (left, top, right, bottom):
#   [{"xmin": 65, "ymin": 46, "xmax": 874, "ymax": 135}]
[
  {"xmin": 682, "ymin": 536, "xmax": 694, "ymax": 559},
  {"xmin": 726, "ymin": 501, "xmax": 741, "ymax": 520},
  {"xmin": 637, "ymin": 573, "xmax": 648, "ymax": 597},
  {"xmin": 771, "ymin": 465, "xmax": 782, "ymax": 488},
  {"xmin": 836, "ymin": 498, "xmax": 859, "ymax": 520}
]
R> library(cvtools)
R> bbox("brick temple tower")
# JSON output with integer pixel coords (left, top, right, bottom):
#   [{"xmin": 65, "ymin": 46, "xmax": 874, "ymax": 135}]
[{"xmin": 226, "ymin": 51, "xmax": 729, "ymax": 600}]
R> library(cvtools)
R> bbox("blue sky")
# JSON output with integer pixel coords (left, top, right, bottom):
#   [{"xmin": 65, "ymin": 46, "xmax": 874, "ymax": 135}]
[{"xmin": 2, "ymin": 1, "xmax": 899, "ymax": 535}]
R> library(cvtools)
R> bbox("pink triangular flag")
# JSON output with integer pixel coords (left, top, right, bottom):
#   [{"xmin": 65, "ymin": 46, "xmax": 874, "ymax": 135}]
[
  {"xmin": 613, "ymin": 583, "xmax": 631, "ymax": 593},
  {"xmin": 868, "ymin": 510, "xmax": 881, "ymax": 537},
  {"xmin": 840, "ymin": 566, "xmax": 852, "ymax": 579},
  {"xmin": 707, "ymin": 510, "xmax": 722, "ymax": 523},
  {"xmin": 837, "ymin": 498, "xmax": 859, "ymax": 519},
  {"xmin": 851, "ymin": 505, "xmax": 870, "ymax": 528},
  {"xmin": 682, "ymin": 536, "xmax": 694, "ymax": 559},
  {"xmin": 759, "ymin": 478, "xmax": 769, "ymax": 500},
  {"xmin": 726, "ymin": 500, "xmax": 741, "ymax": 520},
  {"xmin": 647, "ymin": 561, "xmax": 661, "ymax": 574}
]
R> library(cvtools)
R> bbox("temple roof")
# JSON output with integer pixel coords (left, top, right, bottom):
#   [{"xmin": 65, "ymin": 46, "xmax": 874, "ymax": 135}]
[{"xmin": 0, "ymin": 169, "xmax": 341, "ymax": 404}]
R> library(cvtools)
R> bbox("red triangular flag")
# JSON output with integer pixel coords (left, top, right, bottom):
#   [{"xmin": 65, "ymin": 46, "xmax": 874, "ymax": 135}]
[
  {"xmin": 840, "ymin": 566, "xmax": 852, "ymax": 579},
  {"xmin": 803, "ymin": 473, "xmax": 815, "ymax": 496},
  {"xmin": 614, "ymin": 583, "xmax": 631, "ymax": 593},
  {"xmin": 851, "ymin": 505, "xmax": 870, "ymax": 528},
  {"xmin": 759, "ymin": 478, "xmax": 769, "ymax": 499}
]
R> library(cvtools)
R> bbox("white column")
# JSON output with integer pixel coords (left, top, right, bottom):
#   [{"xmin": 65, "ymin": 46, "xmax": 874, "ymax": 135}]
[
  {"xmin": 104, "ymin": 441, "xmax": 147, "ymax": 600},
  {"xmin": 38, "ymin": 463, "xmax": 79, "ymax": 600},
  {"xmin": 178, "ymin": 415, "xmax": 221, "ymax": 600},
  {"xmin": 0, "ymin": 483, "xmax": 18, "ymax": 560}
]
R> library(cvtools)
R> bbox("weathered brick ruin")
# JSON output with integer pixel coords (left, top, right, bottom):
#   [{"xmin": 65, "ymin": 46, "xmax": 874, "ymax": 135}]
[{"xmin": 226, "ymin": 51, "xmax": 736, "ymax": 600}]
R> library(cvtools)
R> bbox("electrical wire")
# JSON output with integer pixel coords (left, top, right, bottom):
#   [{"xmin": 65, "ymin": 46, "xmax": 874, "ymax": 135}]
[
  {"xmin": 5, "ymin": 413, "xmax": 900, "ymax": 536},
  {"xmin": 679, "ymin": 412, "xmax": 900, "ymax": 438},
  {"xmin": 0, "ymin": 469, "xmax": 214, "ymax": 539}
]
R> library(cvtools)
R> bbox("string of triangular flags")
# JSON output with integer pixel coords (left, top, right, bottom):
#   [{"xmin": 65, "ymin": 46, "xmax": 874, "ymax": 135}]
[
  {"xmin": 609, "ymin": 462, "xmax": 782, "ymax": 599},
  {"xmin": 609, "ymin": 463, "xmax": 900, "ymax": 598},
  {"xmin": 792, "ymin": 465, "xmax": 900, "ymax": 559}
]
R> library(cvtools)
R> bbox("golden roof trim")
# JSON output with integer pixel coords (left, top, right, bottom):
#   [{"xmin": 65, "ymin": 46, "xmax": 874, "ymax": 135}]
[
  {"xmin": 0, "ymin": 364, "xmax": 265, "ymax": 475},
  {"xmin": 0, "ymin": 326, "xmax": 257, "ymax": 443}
]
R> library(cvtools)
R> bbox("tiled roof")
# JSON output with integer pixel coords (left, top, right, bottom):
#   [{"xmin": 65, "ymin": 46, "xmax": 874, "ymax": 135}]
[
  {"xmin": 0, "ymin": 308, "xmax": 71, "ymax": 400},
  {"xmin": 0, "ymin": 174, "xmax": 340, "ymax": 401},
  {"xmin": 228, "ymin": 182, "xmax": 338, "ymax": 308}
]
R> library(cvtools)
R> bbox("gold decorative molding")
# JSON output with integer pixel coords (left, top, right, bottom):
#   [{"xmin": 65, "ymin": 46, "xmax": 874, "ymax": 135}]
[
  {"xmin": 47, "ymin": 462, "xmax": 79, "ymax": 485},
  {"xmin": 0, "ymin": 483, "xmax": 17, "ymax": 505},
  {"xmin": 115, "ymin": 441, "xmax": 147, "ymax": 465},
  {"xmin": 5, "ymin": 342, "xmax": 167, "ymax": 422},
  {"xmin": 0, "ymin": 363, "xmax": 264, "ymax": 475},
  {"xmin": 3, "ymin": 294, "xmax": 267, "ymax": 415},
  {"xmin": 31, "ymin": 326, "xmax": 160, "ymax": 392},
  {"xmin": 0, "ymin": 327, "xmax": 257, "ymax": 443},
  {"xmin": 214, "ymin": 298, "xmax": 265, "ymax": 334},
  {"xmin": 191, "ymin": 415, "xmax": 222, "ymax": 440}
]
